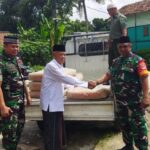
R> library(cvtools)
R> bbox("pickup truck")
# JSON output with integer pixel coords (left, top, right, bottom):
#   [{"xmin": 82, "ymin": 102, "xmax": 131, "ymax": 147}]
[{"xmin": 25, "ymin": 32, "xmax": 116, "ymax": 127}]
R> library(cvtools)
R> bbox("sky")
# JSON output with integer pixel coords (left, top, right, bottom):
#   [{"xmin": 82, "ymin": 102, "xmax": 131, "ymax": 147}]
[{"xmin": 70, "ymin": 0, "xmax": 143, "ymax": 21}]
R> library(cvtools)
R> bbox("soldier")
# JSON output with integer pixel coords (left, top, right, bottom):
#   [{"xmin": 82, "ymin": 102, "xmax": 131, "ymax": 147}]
[
  {"xmin": 0, "ymin": 35, "xmax": 31, "ymax": 150},
  {"xmin": 89, "ymin": 36, "xmax": 149, "ymax": 150},
  {"xmin": 107, "ymin": 4, "xmax": 127, "ymax": 67}
]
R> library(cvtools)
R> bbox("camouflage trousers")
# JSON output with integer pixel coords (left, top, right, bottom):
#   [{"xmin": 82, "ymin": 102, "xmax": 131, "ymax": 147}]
[
  {"xmin": 1, "ymin": 100, "xmax": 25, "ymax": 150},
  {"xmin": 116, "ymin": 101, "xmax": 148, "ymax": 150}
]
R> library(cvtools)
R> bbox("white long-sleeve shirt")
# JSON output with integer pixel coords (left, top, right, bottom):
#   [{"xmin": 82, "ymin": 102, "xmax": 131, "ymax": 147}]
[{"xmin": 40, "ymin": 59, "xmax": 88, "ymax": 112}]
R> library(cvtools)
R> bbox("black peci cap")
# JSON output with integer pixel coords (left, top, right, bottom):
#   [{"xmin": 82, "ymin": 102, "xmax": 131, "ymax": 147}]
[
  {"xmin": 4, "ymin": 35, "xmax": 19, "ymax": 44},
  {"xmin": 119, "ymin": 36, "xmax": 131, "ymax": 44},
  {"xmin": 53, "ymin": 44, "xmax": 65, "ymax": 52}
]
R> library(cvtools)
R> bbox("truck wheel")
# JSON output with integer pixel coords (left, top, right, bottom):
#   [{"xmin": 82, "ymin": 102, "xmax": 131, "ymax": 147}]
[{"xmin": 37, "ymin": 121, "xmax": 44, "ymax": 131}]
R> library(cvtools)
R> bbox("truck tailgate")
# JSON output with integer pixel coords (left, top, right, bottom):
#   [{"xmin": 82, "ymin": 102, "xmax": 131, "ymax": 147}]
[{"xmin": 26, "ymin": 97, "xmax": 115, "ymax": 121}]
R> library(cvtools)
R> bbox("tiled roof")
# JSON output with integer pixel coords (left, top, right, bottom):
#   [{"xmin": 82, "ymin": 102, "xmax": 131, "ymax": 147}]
[{"xmin": 120, "ymin": 1, "xmax": 150, "ymax": 15}]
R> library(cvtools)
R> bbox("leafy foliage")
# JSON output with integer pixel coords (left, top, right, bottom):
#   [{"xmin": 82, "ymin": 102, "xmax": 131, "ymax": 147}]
[
  {"xmin": 18, "ymin": 17, "xmax": 65, "ymax": 66},
  {"xmin": 30, "ymin": 65, "xmax": 44, "ymax": 72},
  {"xmin": 0, "ymin": 0, "xmax": 78, "ymax": 31},
  {"xmin": 0, "ymin": 0, "xmax": 20, "ymax": 32},
  {"xmin": 19, "ymin": 27, "xmax": 50, "ymax": 66},
  {"xmin": 0, "ymin": 0, "xmax": 107, "ymax": 32},
  {"xmin": 92, "ymin": 18, "xmax": 108, "ymax": 31},
  {"xmin": 64, "ymin": 19, "xmax": 94, "ymax": 35}
]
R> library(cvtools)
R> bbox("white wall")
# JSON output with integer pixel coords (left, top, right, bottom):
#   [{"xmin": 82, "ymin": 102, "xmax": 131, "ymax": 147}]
[{"xmin": 127, "ymin": 11, "xmax": 150, "ymax": 27}]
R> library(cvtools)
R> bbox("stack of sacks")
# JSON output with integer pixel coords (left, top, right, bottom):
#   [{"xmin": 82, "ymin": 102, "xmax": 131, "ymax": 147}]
[
  {"xmin": 63, "ymin": 68, "xmax": 83, "ymax": 81},
  {"xmin": 28, "ymin": 70, "xmax": 43, "ymax": 98},
  {"xmin": 65, "ymin": 84, "xmax": 111, "ymax": 100},
  {"xmin": 29, "ymin": 68, "xmax": 84, "ymax": 98}
]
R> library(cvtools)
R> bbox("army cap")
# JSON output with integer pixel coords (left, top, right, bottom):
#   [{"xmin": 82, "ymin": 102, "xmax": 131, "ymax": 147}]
[{"xmin": 4, "ymin": 35, "xmax": 19, "ymax": 44}]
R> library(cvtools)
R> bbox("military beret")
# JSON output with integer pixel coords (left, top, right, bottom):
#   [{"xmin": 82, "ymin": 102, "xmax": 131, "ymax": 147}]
[
  {"xmin": 4, "ymin": 35, "xmax": 19, "ymax": 44},
  {"xmin": 53, "ymin": 44, "xmax": 65, "ymax": 52},
  {"xmin": 119, "ymin": 36, "xmax": 131, "ymax": 43}
]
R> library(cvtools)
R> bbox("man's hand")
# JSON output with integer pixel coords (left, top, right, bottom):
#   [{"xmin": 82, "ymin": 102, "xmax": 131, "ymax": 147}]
[
  {"xmin": 0, "ymin": 105, "xmax": 13, "ymax": 117},
  {"xmin": 88, "ymin": 80, "xmax": 97, "ymax": 89},
  {"xmin": 141, "ymin": 97, "xmax": 150, "ymax": 108}
]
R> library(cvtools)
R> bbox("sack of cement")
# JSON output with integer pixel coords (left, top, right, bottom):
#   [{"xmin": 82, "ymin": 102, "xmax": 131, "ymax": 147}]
[
  {"xmin": 63, "ymin": 68, "xmax": 77, "ymax": 76},
  {"xmin": 75, "ymin": 73, "xmax": 83, "ymax": 80},
  {"xmin": 66, "ymin": 84, "xmax": 111, "ymax": 100},
  {"xmin": 29, "ymin": 70, "xmax": 43, "ymax": 82},
  {"xmin": 30, "ymin": 91, "xmax": 40, "ymax": 98},
  {"xmin": 29, "ymin": 82, "xmax": 41, "ymax": 91},
  {"xmin": 29, "ymin": 68, "xmax": 77, "ymax": 82}
]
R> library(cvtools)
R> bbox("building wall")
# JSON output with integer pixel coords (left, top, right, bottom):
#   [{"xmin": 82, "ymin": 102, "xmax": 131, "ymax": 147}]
[
  {"xmin": 127, "ymin": 12, "xmax": 150, "ymax": 27},
  {"xmin": 127, "ymin": 12, "xmax": 150, "ymax": 52}
]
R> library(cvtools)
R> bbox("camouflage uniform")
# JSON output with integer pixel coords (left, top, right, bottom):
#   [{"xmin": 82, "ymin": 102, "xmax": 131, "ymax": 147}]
[
  {"xmin": 0, "ymin": 51, "xmax": 25, "ymax": 150},
  {"xmin": 110, "ymin": 52, "xmax": 148, "ymax": 150}
]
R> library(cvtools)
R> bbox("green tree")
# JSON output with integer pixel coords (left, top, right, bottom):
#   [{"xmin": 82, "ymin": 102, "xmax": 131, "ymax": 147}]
[
  {"xmin": 0, "ymin": 0, "xmax": 107, "ymax": 32},
  {"xmin": 0, "ymin": 0, "xmax": 76, "ymax": 31},
  {"xmin": 0, "ymin": 0, "xmax": 20, "ymax": 32},
  {"xmin": 18, "ymin": 0, "xmax": 46, "ymax": 28},
  {"xmin": 92, "ymin": 18, "xmax": 108, "ymax": 31},
  {"xmin": 64, "ymin": 19, "xmax": 93, "ymax": 35},
  {"xmin": 18, "ymin": 17, "xmax": 65, "ymax": 66}
]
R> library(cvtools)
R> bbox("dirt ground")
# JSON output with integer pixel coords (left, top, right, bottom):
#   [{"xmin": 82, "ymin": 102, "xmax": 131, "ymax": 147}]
[
  {"xmin": 95, "ymin": 109, "xmax": 150, "ymax": 150},
  {"xmin": 1, "ymin": 109, "xmax": 150, "ymax": 150}
]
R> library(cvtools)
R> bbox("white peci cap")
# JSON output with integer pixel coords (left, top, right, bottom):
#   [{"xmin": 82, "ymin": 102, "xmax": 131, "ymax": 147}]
[{"xmin": 107, "ymin": 4, "xmax": 117, "ymax": 10}]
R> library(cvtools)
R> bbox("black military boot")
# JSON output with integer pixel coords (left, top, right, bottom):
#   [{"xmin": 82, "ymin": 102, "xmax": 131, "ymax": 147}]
[{"xmin": 117, "ymin": 145, "xmax": 134, "ymax": 150}]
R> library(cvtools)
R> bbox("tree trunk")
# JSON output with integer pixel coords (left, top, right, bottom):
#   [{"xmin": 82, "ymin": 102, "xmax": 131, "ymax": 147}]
[
  {"xmin": 51, "ymin": 0, "xmax": 56, "ymax": 18},
  {"xmin": 82, "ymin": 0, "xmax": 89, "ymax": 33}
]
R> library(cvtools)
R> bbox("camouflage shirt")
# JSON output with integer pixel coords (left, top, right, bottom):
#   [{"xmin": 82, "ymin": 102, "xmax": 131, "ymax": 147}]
[
  {"xmin": 110, "ymin": 52, "xmax": 149, "ymax": 102},
  {"xmin": 0, "ymin": 51, "xmax": 24, "ymax": 102}
]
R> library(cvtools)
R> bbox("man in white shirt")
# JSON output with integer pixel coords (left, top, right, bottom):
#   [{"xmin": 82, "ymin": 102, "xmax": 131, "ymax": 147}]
[{"xmin": 40, "ymin": 44, "xmax": 88, "ymax": 150}]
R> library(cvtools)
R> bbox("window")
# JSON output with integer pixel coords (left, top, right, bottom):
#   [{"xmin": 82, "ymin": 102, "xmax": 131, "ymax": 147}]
[
  {"xmin": 78, "ymin": 42, "xmax": 108, "ymax": 56},
  {"xmin": 143, "ymin": 26, "xmax": 149, "ymax": 36}
]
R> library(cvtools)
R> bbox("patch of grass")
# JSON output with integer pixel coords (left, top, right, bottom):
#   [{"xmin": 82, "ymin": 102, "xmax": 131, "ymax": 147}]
[
  {"xmin": 94, "ymin": 129, "xmax": 121, "ymax": 150},
  {"xmin": 30, "ymin": 65, "xmax": 44, "ymax": 72}
]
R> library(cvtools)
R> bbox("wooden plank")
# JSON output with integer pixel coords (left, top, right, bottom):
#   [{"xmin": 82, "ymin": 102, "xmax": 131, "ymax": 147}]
[{"xmin": 25, "ymin": 98, "xmax": 115, "ymax": 122}]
